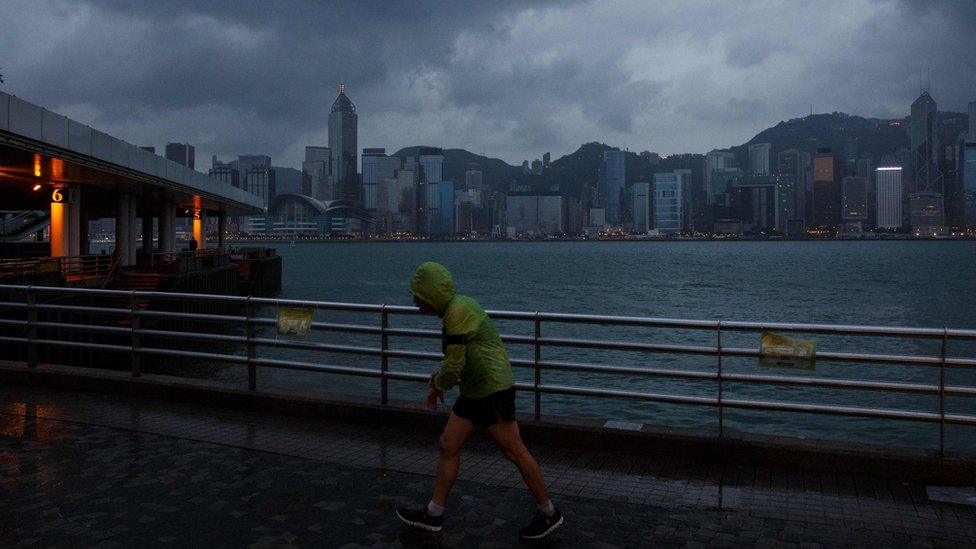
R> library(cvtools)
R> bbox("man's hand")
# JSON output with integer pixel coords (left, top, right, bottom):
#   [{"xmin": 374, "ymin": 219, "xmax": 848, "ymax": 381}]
[{"xmin": 425, "ymin": 387, "xmax": 445, "ymax": 411}]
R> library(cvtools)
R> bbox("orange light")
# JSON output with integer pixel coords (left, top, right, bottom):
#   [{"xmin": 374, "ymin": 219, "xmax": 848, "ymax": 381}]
[
  {"xmin": 32, "ymin": 184, "xmax": 42, "ymax": 191},
  {"xmin": 33, "ymin": 154, "xmax": 42, "ymax": 177}
]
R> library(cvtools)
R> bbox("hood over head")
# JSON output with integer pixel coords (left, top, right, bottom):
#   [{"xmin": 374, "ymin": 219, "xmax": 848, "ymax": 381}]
[{"xmin": 410, "ymin": 262, "xmax": 456, "ymax": 315}]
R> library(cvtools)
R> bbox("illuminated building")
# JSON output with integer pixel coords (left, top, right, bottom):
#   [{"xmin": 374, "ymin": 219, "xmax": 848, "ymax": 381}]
[{"xmin": 875, "ymin": 167, "xmax": 903, "ymax": 229}]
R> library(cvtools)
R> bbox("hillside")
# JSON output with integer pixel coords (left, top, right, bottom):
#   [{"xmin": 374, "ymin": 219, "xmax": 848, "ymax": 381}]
[{"xmin": 392, "ymin": 110, "xmax": 968, "ymax": 198}]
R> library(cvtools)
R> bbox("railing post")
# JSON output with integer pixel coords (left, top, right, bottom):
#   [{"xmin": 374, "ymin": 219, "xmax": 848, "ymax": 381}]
[
  {"xmin": 717, "ymin": 320, "xmax": 724, "ymax": 439},
  {"xmin": 130, "ymin": 291, "xmax": 141, "ymax": 377},
  {"xmin": 939, "ymin": 327, "xmax": 948, "ymax": 457},
  {"xmin": 246, "ymin": 297, "xmax": 256, "ymax": 391},
  {"xmin": 26, "ymin": 286, "xmax": 37, "ymax": 368},
  {"xmin": 534, "ymin": 312, "xmax": 541, "ymax": 421},
  {"xmin": 380, "ymin": 305, "xmax": 389, "ymax": 405}
]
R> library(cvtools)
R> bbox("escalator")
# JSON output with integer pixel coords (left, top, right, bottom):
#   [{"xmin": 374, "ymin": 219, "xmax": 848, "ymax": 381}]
[{"xmin": 0, "ymin": 210, "xmax": 50, "ymax": 241}]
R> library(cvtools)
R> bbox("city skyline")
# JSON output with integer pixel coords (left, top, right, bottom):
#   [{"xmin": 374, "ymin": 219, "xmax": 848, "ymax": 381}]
[{"xmin": 1, "ymin": 0, "xmax": 974, "ymax": 168}]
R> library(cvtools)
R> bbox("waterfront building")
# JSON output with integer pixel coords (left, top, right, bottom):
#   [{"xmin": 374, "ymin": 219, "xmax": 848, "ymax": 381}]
[
  {"xmin": 632, "ymin": 181, "xmax": 651, "ymax": 233},
  {"xmin": 329, "ymin": 84, "xmax": 358, "ymax": 202},
  {"xmin": 709, "ymin": 167, "xmax": 741, "ymax": 207},
  {"xmin": 242, "ymin": 165, "xmax": 275, "ymax": 233},
  {"xmin": 272, "ymin": 167, "xmax": 302, "ymax": 196},
  {"xmin": 908, "ymin": 193, "xmax": 946, "ymax": 235},
  {"xmin": 654, "ymin": 172, "xmax": 683, "ymax": 234},
  {"xmin": 362, "ymin": 149, "xmax": 401, "ymax": 211},
  {"xmin": 543, "ymin": 152, "xmax": 551, "ymax": 168},
  {"xmin": 166, "ymin": 142, "xmax": 195, "ymax": 170},
  {"xmin": 748, "ymin": 142, "xmax": 772, "ymax": 175},
  {"xmin": 730, "ymin": 175, "xmax": 780, "ymax": 232},
  {"xmin": 777, "ymin": 149, "xmax": 810, "ymax": 224},
  {"xmin": 433, "ymin": 180, "xmax": 455, "ymax": 237},
  {"xmin": 418, "ymin": 147, "xmax": 444, "ymax": 184},
  {"xmin": 704, "ymin": 150, "xmax": 736, "ymax": 205},
  {"xmin": 588, "ymin": 207, "xmax": 607, "ymax": 228},
  {"xmin": 506, "ymin": 192, "xmax": 565, "ymax": 236},
  {"xmin": 302, "ymin": 146, "xmax": 331, "ymax": 200},
  {"xmin": 841, "ymin": 176, "xmax": 868, "ymax": 222},
  {"xmin": 812, "ymin": 148, "xmax": 841, "ymax": 230},
  {"xmin": 910, "ymin": 90, "xmax": 942, "ymax": 194},
  {"xmin": 598, "ymin": 150, "xmax": 626, "ymax": 225},
  {"xmin": 939, "ymin": 140, "xmax": 965, "ymax": 228},
  {"xmin": 531, "ymin": 159, "xmax": 543, "ymax": 175},
  {"xmin": 875, "ymin": 167, "xmax": 903, "ymax": 229}
]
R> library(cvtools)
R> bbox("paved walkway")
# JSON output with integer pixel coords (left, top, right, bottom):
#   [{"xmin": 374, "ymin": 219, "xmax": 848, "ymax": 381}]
[{"xmin": 1, "ymin": 384, "xmax": 974, "ymax": 547}]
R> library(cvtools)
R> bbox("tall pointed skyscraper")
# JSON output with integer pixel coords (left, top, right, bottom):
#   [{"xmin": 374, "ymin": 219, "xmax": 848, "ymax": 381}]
[
  {"xmin": 910, "ymin": 89, "xmax": 942, "ymax": 194},
  {"xmin": 329, "ymin": 84, "xmax": 359, "ymax": 202}
]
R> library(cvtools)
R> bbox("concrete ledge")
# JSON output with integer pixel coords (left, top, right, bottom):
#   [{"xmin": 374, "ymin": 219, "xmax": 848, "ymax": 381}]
[{"xmin": 1, "ymin": 360, "xmax": 973, "ymax": 485}]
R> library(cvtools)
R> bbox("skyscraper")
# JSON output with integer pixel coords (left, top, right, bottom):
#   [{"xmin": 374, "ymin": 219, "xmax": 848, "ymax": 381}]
[
  {"xmin": 841, "ymin": 176, "xmax": 868, "ymax": 222},
  {"xmin": 748, "ymin": 142, "xmax": 772, "ymax": 176},
  {"xmin": 418, "ymin": 147, "xmax": 444, "ymax": 184},
  {"xmin": 704, "ymin": 150, "xmax": 736, "ymax": 204},
  {"xmin": 329, "ymin": 84, "xmax": 358, "ymax": 202},
  {"xmin": 968, "ymin": 101, "xmax": 975, "ymax": 142},
  {"xmin": 632, "ymin": 182, "xmax": 651, "ymax": 233},
  {"xmin": 812, "ymin": 148, "xmax": 841, "ymax": 230},
  {"xmin": 875, "ymin": 167, "xmax": 903, "ymax": 230},
  {"xmin": 302, "ymin": 146, "xmax": 331, "ymax": 200},
  {"xmin": 910, "ymin": 90, "xmax": 942, "ymax": 193},
  {"xmin": 654, "ymin": 172, "xmax": 683, "ymax": 233},
  {"xmin": 166, "ymin": 142, "xmax": 195, "ymax": 169},
  {"xmin": 965, "ymin": 103, "xmax": 976, "ymax": 226},
  {"xmin": 777, "ymin": 149, "xmax": 810, "ymax": 224},
  {"xmin": 598, "ymin": 150, "xmax": 625, "ymax": 225}
]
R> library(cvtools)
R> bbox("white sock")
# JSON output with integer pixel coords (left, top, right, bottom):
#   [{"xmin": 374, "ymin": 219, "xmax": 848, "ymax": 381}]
[
  {"xmin": 538, "ymin": 500, "xmax": 556, "ymax": 517},
  {"xmin": 426, "ymin": 500, "xmax": 444, "ymax": 517}
]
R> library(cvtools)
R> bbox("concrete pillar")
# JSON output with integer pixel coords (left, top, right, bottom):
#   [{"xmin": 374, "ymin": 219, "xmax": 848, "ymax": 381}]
[
  {"xmin": 51, "ymin": 186, "xmax": 81, "ymax": 258},
  {"xmin": 158, "ymin": 203, "xmax": 176, "ymax": 253},
  {"xmin": 217, "ymin": 211, "xmax": 226, "ymax": 250},
  {"xmin": 128, "ymin": 197, "xmax": 138, "ymax": 266},
  {"xmin": 50, "ymin": 190, "xmax": 69, "ymax": 258},
  {"xmin": 192, "ymin": 210, "xmax": 207, "ymax": 250},
  {"xmin": 141, "ymin": 214, "xmax": 154, "ymax": 255},
  {"xmin": 115, "ymin": 194, "xmax": 131, "ymax": 266},
  {"xmin": 78, "ymin": 208, "xmax": 89, "ymax": 256}
]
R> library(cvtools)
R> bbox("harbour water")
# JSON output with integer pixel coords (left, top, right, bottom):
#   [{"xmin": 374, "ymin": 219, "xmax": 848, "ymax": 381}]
[{"xmin": 121, "ymin": 240, "xmax": 976, "ymax": 452}]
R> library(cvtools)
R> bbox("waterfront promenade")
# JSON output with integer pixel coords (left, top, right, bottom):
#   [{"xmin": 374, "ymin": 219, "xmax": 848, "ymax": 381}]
[{"xmin": 2, "ymin": 382, "xmax": 975, "ymax": 547}]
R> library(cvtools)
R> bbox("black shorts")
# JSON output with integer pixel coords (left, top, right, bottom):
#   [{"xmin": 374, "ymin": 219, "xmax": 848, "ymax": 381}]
[{"xmin": 452, "ymin": 387, "xmax": 516, "ymax": 427}]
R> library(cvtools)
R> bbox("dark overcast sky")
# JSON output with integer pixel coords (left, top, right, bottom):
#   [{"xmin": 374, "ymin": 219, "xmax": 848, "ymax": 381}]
[{"xmin": 1, "ymin": 0, "xmax": 974, "ymax": 169}]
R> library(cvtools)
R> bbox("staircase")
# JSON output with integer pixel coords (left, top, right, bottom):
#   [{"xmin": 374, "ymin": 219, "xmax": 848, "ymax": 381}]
[
  {"xmin": 0, "ymin": 211, "xmax": 51, "ymax": 241},
  {"xmin": 107, "ymin": 270, "xmax": 171, "ymax": 311}
]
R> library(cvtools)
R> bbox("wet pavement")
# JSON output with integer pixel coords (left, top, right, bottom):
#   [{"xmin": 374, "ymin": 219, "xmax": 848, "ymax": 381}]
[{"xmin": 1, "ymin": 383, "xmax": 975, "ymax": 547}]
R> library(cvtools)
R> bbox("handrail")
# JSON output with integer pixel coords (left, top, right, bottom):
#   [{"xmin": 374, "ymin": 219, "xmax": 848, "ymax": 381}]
[{"xmin": 0, "ymin": 283, "xmax": 975, "ymax": 455}]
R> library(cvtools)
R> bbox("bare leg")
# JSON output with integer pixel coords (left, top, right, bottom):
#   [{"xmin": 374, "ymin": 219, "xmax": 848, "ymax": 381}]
[
  {"xmin": 488, "ymin": 420, "xmax": 549, "ymax": 504},
  {"xmin": 431, "ymin": 412, "xmax": 474, "ymax": 506}
]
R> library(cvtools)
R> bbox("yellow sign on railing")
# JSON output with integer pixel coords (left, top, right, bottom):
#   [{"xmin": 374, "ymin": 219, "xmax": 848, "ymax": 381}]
[
  {"xmin": 277, "ymin": 307, "xmax": 313, "ymax": 338},
  {"xmin": 759, "ymin": 330, "xmax": 816, "ymax": 370}
]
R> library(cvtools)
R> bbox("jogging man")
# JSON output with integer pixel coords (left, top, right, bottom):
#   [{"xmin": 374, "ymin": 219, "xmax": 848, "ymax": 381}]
[{"xmin": 395, "ymin": 262, "xmax": 563, "ymax": 541}]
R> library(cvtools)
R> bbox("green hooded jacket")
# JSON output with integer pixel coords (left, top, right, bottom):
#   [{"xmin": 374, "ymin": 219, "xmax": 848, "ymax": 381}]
[{"xmin": 409, "ymin": 262, "xmax": 515, "ymax": 399}]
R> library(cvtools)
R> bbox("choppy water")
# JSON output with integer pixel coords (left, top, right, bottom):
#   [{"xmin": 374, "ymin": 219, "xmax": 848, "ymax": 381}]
[{"xmin": 153, "ymin": 241, "xmax": 976, "ymax": 452}]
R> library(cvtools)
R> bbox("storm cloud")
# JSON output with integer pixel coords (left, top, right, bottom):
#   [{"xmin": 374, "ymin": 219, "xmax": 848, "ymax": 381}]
[{"xmin": 1, "ymin": 0, "xmax": 973, "ymax": 168}]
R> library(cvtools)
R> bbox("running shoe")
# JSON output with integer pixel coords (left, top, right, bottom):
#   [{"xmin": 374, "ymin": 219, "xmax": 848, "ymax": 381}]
[
  {"xmin": 395, "ymin": 506, "xmax": 444, "ymax": 532},
  {"xmin": 519, "ymin": 509, "xmax": 564, "ymax": 540}
]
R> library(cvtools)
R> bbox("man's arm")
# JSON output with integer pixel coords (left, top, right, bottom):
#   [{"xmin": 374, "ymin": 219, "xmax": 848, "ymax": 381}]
[{"xmin": 431, "ymin": 303, "xmax": 477, "ymax": 391}]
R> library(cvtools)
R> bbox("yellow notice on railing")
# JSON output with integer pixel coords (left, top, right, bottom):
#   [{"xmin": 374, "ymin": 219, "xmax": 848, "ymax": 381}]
[
  {"xmin": 759, "ymin": 330, "xmax": 816, "ymax": 370},
  {"xmin": 277, "ymin": 307, "xmax": 313, "ymax": 339}
]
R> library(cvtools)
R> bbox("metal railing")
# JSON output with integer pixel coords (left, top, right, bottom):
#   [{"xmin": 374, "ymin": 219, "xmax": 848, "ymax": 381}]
[
  {"xmin": 0, "ymin": 284, "xmax": 974, "ymax": 455},
  {"xmin": 149, "ymin": 248, "xmax": 225, "ymax": 268}
]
